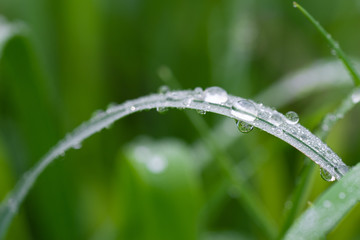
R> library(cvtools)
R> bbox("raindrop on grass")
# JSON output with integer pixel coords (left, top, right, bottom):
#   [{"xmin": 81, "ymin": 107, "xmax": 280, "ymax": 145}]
[
  {"xmin": 351, "ymin": 88, "xmax": 360, "ymax": 104},
  {"xmin": 269, "ymin": 113, "xmax": 284, "ymax": 126},
  {"xmin": 231, "ymin": 100, "xmax": 258, "ymax": 122},
  {"xmin": 320, "ymin": 168, "xmax": 336, "ymax": 182},
  {"xmin": 197, "ymin": 109, "xmax": 207, "ymax": 115},
  {"xmin": 236, "ymin": 120, "xmax": 254, "ymax": 133},
  {"xmin": 158, "ymin": 85, "xmax": 170, "ymax": 94},
  {"xmin": 285, "ymin": 111, "xmax": 299, "ymax": 124},
  {"xmin": 156, "ymin": 107, "xmax": 168, "ymax": 113},
  {"xmin": 339, "ymin": 192, "xmax": 346, "ymax": 199},
  {"xmin": 204, "ymin": 86, "xmax": 228, "ymax": 104}
]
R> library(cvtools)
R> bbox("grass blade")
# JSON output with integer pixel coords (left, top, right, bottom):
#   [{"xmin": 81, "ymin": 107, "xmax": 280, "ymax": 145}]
[
  {"xmin": 278, "ymin": 86, "xmax": 360, "ymax": 238},
  {"xmin": 0, "ymin": 88, "xmax": 349, "ymax": 238},
  {"xmin": 284, "ymin": 163, "xmax": 360, "ymax": 240},
  {"xmin": 293, "ymin": 2, "xmax": 360, "ymax": 86}
]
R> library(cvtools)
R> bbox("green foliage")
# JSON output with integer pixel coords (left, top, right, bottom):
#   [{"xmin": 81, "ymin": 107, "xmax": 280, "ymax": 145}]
[{"xmin": 1, "ymin": 1, "xmax": 360, "ymax": 240}]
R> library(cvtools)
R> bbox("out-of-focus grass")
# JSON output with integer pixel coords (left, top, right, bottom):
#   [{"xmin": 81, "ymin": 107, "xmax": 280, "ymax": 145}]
[{"xmin": 0, "ymin": 0, "xmax": 360, "ymax": 239}]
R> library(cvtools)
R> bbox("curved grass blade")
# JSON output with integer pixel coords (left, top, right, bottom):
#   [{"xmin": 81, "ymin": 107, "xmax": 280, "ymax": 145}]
[
  {"xmin": 0, "ymin": 88, "xmax": 349, "ymax": 239},
  {"xmin": 293, "ymin": 2, "xmax": 360, "ymax": 86},
  {"xmin": 284, "ymin": 163, "xmax": 360, "ymax": 240}
]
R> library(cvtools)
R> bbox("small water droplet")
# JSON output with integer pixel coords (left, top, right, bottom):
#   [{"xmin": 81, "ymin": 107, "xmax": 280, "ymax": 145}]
[
  {"xmin": 231, "ymin": 99, "xmax": 258, "ymax": 122},
  {"xmin": 73, "ymin": 143, "xmax": 82, "ymax": 149},
  {"xmin": 130, "ymin": 106, "xmax": 136, "ymax": 111},
  {"xmin": 323, "ymin": 200, "xmax": 332, "ymax": 208},
  {"xmin": 236, "ymin": 120, "xmax": 254, "ymax": 133},
  {"xmin": 204, "ymin": 86, "xmax": 228, "ymax": 104},
  {"xmin": 197, "ymin": 109, "xmax": 207, "ymax": 115},
  {"xmin": 194, "ymin": 87, "xmax": 204, "ymax": 99},
  {"xmin": 183, "ymin": 98, "xmax": 193, "ymax": 107},
  {"xmin": 106, "ymin": 102, "xmax": 118, "ymax": 114},
  {"xmin": 339, "ymin": 192, "xmax": 346, "ymax": 199},
  {"xmin": 156, "ymin": 107, "xmax": 168, "ymax": 113},
  {"xmin": 158, "ymin": 85, "xmax": 170, "ymax": 94},
  {"xmin": 351, "ymin": 88, "xmax": 360, "ymax": 104},
  {"xmin": 331, "ymin": 49, "xmax": 337, "ymax": 56},
  {"xmin": 320, "ymin": 168, "xmax": 336, "ymax": 182},
  {"xmin": 285, "ymin": 111, "xmax": 299, "ymax": 124},
  {"xmin": 92, "ymin": 109, "xmax": 104, "ymax": 118},
  {"xmin": 146, "ymin": 155, "xmax": 167, "ymax": 174}
]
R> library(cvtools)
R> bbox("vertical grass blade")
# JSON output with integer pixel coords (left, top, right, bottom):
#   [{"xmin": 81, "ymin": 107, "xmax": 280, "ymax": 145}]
[{"xmin": 293, "ymin": 2, "xmax": 360, "ymax": 86}]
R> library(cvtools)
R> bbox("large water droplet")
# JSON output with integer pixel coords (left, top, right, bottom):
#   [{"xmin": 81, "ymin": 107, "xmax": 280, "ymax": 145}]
[
  {"xmin": 320, "ymin": 168, "xmax": 336, "ymax": 182},
  {"xmin": 158, "ymin": 85, "xmax": 170, "ymax": 94},
  {"xmin": 269, "ymin": 113, "xmax": 284, "ymax": 126},
  {"xmin": 204, "ymin": 86, "xmax": 228, "ymax": 104},
  {"xmin": 285, "ymin": 111, "xmax": 299, "ymax": 124},
  {"xmin": 351, "ymin": 88, "xmax": 360, "ymax": 104},
  {"xmin": 236, "ymin": 120, "xmax": 254, "ymax": 133},
  {"xmin": 231, "ymin": 100, "xmax": 258, "ymax": 122}
]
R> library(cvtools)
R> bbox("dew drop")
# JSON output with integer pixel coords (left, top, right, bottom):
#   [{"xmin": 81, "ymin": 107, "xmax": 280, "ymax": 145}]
[
  {"xmin": 146, "ymin": 155, "xmax": 167, "ymax": 174},
  {"xmin": 130, "ymin": 106, "xmax": 136, "ymax": 112},
  {"xmin": 158, "ymin": 85, "xmax": 170, "ymax": 94},
  {"xmin": 323, "ymin": 200, "xmax": 332, "ymax": 208},
  {"xmin": 72, "ymin": 143, "xmax": 82, "ymax": 149},
  {"xmin": 236, "ymin": 120, "xmax": 254, "ymax": 133},
  {"xmin": 331, "ymin": 49, "xmax": 337, "ymax": 56},
  {"xmin": 183, "ymin": 98, "xmax": 193, "ymax": 107},
  {"xmin": 339, "ymin": 192, "xmax": 346, "ymax": 199},
  {"xmin": 156, "ymin": 107, "xmax": 168, "ymax": 113},
  {"xmin": 285, "ymin": 111, "xmax": 299, "ymax": 124},
  {"xmin": 106, "ymin": 102, "xmax": 117, "ymax": 114},
  {"xmin": 320, "ymin": 168, "xmax": 336, "ymax": 182},
  {"xmin": 204, "ymin": 86, "xmax": 228, "ymax": 104},
  {"xmin": 231, "ymin": 100, "xmax": 258, "ymax": 122},
  {"xmin": 351, "ymin": 88, "xmax": 360, "ymax": 104},
  {"xmin": 197, "ymin": 109, "xmax": 207, "ymax": 115},
  {"xmin": 269, "ymin": 113, "xmax": 284, "ymax": 126}
]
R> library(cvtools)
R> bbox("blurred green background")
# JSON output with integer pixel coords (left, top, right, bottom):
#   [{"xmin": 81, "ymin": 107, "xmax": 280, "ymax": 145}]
[{"xmin": 1, "ymin": 0, "xmax": 360, "ymax": 239}]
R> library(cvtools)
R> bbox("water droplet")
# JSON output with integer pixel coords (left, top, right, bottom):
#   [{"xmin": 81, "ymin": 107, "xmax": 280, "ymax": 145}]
[
  {"xmin": 351, "ymin": 88, "xmax": 360, "ymax": 104},
  {"xmin": 323, "ymin": 200, "xmax": 332, "ymax": 208},
  {"xmin": 204, "ymin": 86, "xmax": 228, "ymax": 104},
  {"xmin": 92, "ymin": 109, "xmax": 104, "ymax": 118},
  {"xmin": 194, "ymin": 87, "xmax": 204, "ymax": 99},
  {"xmin": 130, "ymin": 106, "xmax": 136, "ymax": 111},
  {"xmin": 236, "ymin": 120, "xmax": 254, "ymax": 133},
  {"xmin": 293, "ymin": 1, "xmax": 297, "ymax": 8},
  {"xmin": 158, "ymin": 85, "xmax": 170, "ymax": 94},
  {"xmin": 183, "ymin": 98, "xmax": 192, "ymax": 107},
  {"xmin": 231, "ymin": 99, "xmax": 258, "ymax": 122},
  {"xmin": 269, "ymin": 113, "xmax": 284, "ymax": 127},
  {"xmin": 106, "ymin": 102, "xmax": 117, "ymax": 114},
  {"xmin": 73, "ymin": 143, "xmax": 82, "ymax": 149},
  {"xmin": 320, "ymin": 168, "xmax": 336, "ymax": 182},
  {"xmin": 146, "ymin": 155, "xmax": 167, "ymax": 174},
  {"xmin": 339, "ymin": 192, "xmax": 346, "ymax": 199},
  {"xmin": 331, "ymin": 49, "xmax": 337, "ymax": 56},
  {"xmin": 285, "ymin": 111, "xmax": 299, "ymax": 124},
  {"xmin": 156, "ymin": 107, "xmax": 168, "ymax": 113},
  {"xmin": 197, "ymin": 109, "xmax": 207, "ymax": 115}
]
